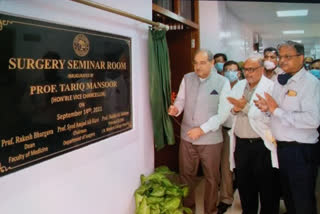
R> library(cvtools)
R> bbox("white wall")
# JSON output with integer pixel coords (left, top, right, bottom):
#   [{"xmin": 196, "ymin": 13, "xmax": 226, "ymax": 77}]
[
  {"xmin": 199, "ymin": 1, "xmax": 254, "ymax": 62},
  {"xmin": 311, "ymin": 42, "xmax": 320, "ymax": 59},
  {"xmin": 0, "ymin": 0, "xmax": 154, "ymax": 214}
]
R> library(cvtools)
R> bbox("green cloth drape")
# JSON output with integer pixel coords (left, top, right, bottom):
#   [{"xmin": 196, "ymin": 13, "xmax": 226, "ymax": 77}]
[{"xmin": 148, "ymin": 28, "xmax": 175, "ymax": 150}]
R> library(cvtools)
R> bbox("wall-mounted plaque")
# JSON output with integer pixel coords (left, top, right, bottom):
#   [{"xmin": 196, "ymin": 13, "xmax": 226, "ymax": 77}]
[{"xmin": 0, "ymin": 13, "xmax": 132, "ymax": 177}]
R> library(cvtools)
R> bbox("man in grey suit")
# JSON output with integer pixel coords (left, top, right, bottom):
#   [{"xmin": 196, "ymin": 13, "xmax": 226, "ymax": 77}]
[{"xmin": 168, "ymin": 49, "xmax": 231, "ymax": 214}]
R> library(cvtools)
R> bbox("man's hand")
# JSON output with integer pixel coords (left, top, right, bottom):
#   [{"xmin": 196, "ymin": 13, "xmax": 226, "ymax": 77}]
[
  {"xmin": 254, "ymin": 93, "xmax": 278, "ymax": 113},
  {"xmin": 227, "ymin": 96, "xmax": 247, "ymax": 112},
  {"xmin": 168, "ymin": 105, "xmax": 179, "ymax": 116},
  {"xmin": 187, "ymin": 127, "xmax": 204, "ymax": 140},
  {"xmin": 264, "ymin": 92, "xmax": 278, "ymax": 113},
  {"xmin": 254, "ymin": 93, "xmax": 269, "ymax": 112}
]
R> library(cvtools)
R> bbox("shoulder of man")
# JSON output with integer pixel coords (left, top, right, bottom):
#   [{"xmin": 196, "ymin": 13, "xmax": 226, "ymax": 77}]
[
  {"xmin": 232, "ymin": 79, "xmax": 247, "ymax": 90},
  {"xmin": 260, "ymin": 75, "xmax": 274, "ymax": 87},
  {"xmin": 284, "ymin": 68, "xmax": 320, "ymax": 90},
  {"xmin": 182, "ymin": 72, "xmax": 198, "ymax": 84},
  {"xmin": 304, "ymin": 70, "xmax": 320, "ymax": 85},
  {"xmin": 228, "ymin": 79, "xmax": 246, "ymax": 97},
  {"xmin": 214, "ymin": 71, "xmax": 229, "ymax": 82},
  {"xmin": 184, "ymin": 72, "xmax": 197, "ymax": 78}
]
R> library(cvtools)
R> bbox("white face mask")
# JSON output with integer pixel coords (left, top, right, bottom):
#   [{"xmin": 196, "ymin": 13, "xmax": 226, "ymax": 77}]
[{"xmin": 264, "ymin": 60, "xmax": 276, "ymax": 70}]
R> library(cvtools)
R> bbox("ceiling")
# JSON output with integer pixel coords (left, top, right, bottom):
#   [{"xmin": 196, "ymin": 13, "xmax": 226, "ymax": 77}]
[{"xmin": 225, "ymin": 1, "xmax": 320, "ymax": 57}]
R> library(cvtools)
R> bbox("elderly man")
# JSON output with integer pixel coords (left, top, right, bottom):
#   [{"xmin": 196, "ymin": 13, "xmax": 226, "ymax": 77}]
[
  {"xmin": 255, "ymin": 41, "xmax": 320, "ymax": 214},
  {"xmin": 263, "ymin": 47, "xmax": 283, "ymax": 81},
  {"xmin": 227, "ymin": 56, "xmax": 280, "ymax": 214},
  {"xmin": 168, "ymin": 49, "xmax": 231, "ymax": 214}
]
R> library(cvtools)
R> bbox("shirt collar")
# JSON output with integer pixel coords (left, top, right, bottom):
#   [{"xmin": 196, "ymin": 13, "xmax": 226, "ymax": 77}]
[
  {"xmin": 245, "ymin": 82, "xmax": 257, "ymax": 91},
  {"xmin": 198, "ymin": 71, "xmax": 213, "ymax": 82},
  {"xmin": 289, "ymin": 67, "xmax": 306, "ymax": 83},
  {"xmin": 275, "ymin": 67, "xmax": 284, "ymax": 74}
]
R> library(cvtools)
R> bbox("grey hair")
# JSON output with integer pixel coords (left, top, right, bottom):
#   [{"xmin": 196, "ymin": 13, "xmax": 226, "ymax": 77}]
[
  {"xmin": 195, "ymin": 49, "xmax": 214, "ymax": 61},
  {"xmin": 277, "ymin": 40, "xmax": 304, "ymax": 56},
  {"xmin": 246, "ymin": 54, "xmax": 264, "ymax": 66}
]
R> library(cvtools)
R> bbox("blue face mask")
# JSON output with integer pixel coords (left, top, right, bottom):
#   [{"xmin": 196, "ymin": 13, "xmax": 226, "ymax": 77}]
[
  {"xmin": 215, "ymin": 63, "xmax": 224, "ymax": 72},
  {"xmin": 224, "ymin": 70, "xmax": 239, "ymax": 83},
  {"xmin": 310, "ymin": 69, "xmax": 320, "ymax": 79},
  {"xmin": 304, "ymin": 63, "xmax": 311, "ymax": 70}
]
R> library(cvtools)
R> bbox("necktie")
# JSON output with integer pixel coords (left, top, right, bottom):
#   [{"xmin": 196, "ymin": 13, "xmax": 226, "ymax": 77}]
[{"xmin": 277, "ymin": 73, "xmax": 292, "ymax": 85}]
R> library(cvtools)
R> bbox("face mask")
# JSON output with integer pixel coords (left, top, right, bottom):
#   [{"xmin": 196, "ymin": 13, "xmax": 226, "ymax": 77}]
[
  {"xmin": 224, "ymin": 70, "xmax": 239, "ymax": 83},
  {"xmin": 304, "ymin": 63, "xmax": 311, "ymax": 70},
  {"xmin": 277, "ymin": 73, "xmax": 292, "ymax": 85},
  {"xmin": 215, "ymin": 63, "xmax": 224, "ymax": 72},
  {"xmin": 264, "ymin": 60, "xmax": 276, "ymax": 70},
  {"xmin": 310, "ymin": 69, "xmax": 320, "ymax": 79}
]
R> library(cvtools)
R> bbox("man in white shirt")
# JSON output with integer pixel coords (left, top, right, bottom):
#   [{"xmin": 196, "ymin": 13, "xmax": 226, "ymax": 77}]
[
  {"xmin": 255, "ymin": 41, "xmax": 320, "ymax": 214},
  {"xmin": 168, "ymin": 49, "xmax": 231, "ymax": 214},
  {"xmin": 227, "ymin": 56, "xmax": 280, "ymax": 214},
  {"xmin": 217, "ymin": 60, "xmax": 242, "ymax": 214}
]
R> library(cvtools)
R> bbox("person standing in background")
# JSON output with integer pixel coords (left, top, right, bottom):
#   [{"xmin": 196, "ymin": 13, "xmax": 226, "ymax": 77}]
[
  {"xmin": 304, "ymin": 56, "xmax": 314, "ymax": 70},
  {"xmin": 310, "ymin": 59, "xmax": 320, "ymax": 79},
  {"xmin": 263, "ymin": 47, "xmax": 282, "ymax": 81},
  {"xmin": 168, "ymin": 49, "xmax": 231, "ymax": 214},
  {"xmin": 214, "ymin": 53, "xmax": 227, "ymax": 74},
  {"xmin": 308, "ymin": 59, "xmax": 320, "ymax": 214},
  {"xmin": 217, "ymin": 60, "xmax": 242, "ymax": 214}
]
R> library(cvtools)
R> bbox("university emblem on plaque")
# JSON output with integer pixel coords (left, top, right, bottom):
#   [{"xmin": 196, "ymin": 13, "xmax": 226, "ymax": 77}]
[{"xmin": 73, "ymin": 34, "xmax": 90, "ymax": 57}]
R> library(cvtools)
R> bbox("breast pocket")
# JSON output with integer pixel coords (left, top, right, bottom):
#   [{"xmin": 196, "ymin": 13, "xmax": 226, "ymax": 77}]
[{"xmin": 282, "ymin": 95, "xmax": 300, "ymax": 111}]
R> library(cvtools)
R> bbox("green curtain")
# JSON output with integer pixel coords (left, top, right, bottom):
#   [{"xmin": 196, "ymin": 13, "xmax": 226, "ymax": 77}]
[{"xmin": 148, "ymin": 28, "xmax": 175, "ymax": 150}]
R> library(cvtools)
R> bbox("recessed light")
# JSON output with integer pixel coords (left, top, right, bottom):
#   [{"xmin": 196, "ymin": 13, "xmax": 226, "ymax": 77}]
[
  {"xmin": 277, "ymin": 10, "xmax": 308, "ymax": 17},
  {"xmin": 282, "ymin": 30, "xmax": 304, "ymax": 35}
]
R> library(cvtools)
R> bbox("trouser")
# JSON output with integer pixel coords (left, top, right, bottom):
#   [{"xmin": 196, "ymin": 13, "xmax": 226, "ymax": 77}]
[
  {"xmin": 234, "ymin": 137, "xmax": 280, "ymax": 214},
  {"xmin": 179, "ymin": 138, "xmax": 222, "ymax": 214},
  {"xmin": 277, "ymin": 141, "xmax": 319, "ymax": 214},
  {"xmin": 219, "ymin": 127, "xmax": 234, "ymax": 205}
]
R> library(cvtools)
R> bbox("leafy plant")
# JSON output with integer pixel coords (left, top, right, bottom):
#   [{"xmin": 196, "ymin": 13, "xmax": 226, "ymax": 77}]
[{"xmin": 135, "ymin": 166, "xmax": 192, "ymax": 214}]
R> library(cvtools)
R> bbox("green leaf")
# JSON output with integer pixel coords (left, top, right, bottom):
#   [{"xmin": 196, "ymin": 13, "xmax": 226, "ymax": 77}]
[
  {"xmin": 162, "ymin": 197, "xmax": 181, "ymax": 211},
  {"xmin": 134, "ymin": 192, "xmax": 144, "ymax": 209},
  {"xmin": 150, "ymin": 184, "xmax": 165, "ymax": 197},
  {"xmin": 147, "ymin": 196, "xmax": 164, "ymax": 204},
  {"xmin": 141, "ymin": 175, "xmax": 147, "ymax": 184},
  {"xmin": 154, "ymin": 166, "xmax": 174, "ymax": 175},
  {"xmin": 181, "ymin": 186, "xmax": 189, "ymax": 198},
  {"xmin": 137, "ymin": 197, "xmax": 150, "ymax": 214},
  {"xmin": 161, "ymin": 178, "xmax": 174, "ymax": 187},
  {"xmin": 165, "ymin": 187, "xmax": 181, "ymax": 197},
  {"xmin": 181, "ymin": 207, "xmax": 192, "ymax": 214},
  {"xmin": 172, "ymin": 209, "xmax": 183, "ymax": 214}
]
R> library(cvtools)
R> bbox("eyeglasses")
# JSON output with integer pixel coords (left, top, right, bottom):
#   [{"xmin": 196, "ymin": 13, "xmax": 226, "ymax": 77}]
[
  {"xmin": 192, "ymin": 61, "xmax": 209, "ymax": 66},
  {"xmin": 279, "ymin": 54, "xmax": 301, "ymax": 61},
  {"xmin": 264, "ymin": 56, "xmax": 278, "ymax": 60},
  {"xmin": 242, "ymin": 66, "xmax": 261, "ymax": 73}
]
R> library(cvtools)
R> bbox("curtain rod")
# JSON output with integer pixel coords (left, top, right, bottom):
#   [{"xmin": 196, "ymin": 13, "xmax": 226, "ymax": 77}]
[{"xmin": 71, "ymin": 0, "xmax": 169, "ymax": 30}]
